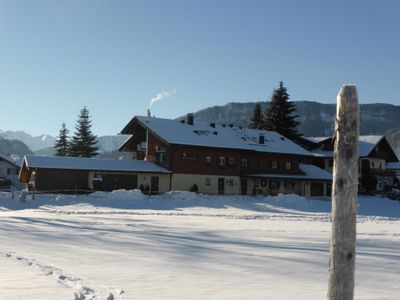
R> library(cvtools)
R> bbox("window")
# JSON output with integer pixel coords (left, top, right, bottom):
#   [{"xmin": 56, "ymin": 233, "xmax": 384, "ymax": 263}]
[
  {"xmin": 205, "ymin": 156, "xmax": 212, "ymax": 164},
  {"xmin": 93, "ymin": 174, "xmax": 103, "ymax": 182},
  {"xmin": 218, "ymin": 156, "xmax": 226, "ymax": 167},
  {"xmin": 205, "ymin": 178, "xmax": 211, "ymax": 186},
  {"xmin": 241, "ymin": 158, "xmax": 248, "ymax": 168},
  {"xmin": 7, "ymin": 168, "xmax": 11, "ymax": 175},
  {"xmin": 272, "ymin": 161, "xmax": 278, "ymax": 169},
  {"xmin": 15, "ymin": 169, "xmax": 19, "ymax": 175},
  {"xmin": 229, "ymin": 157, "xmax": 235, "ymax": 166},
  {"xmin": 156, "ymin": 152, "xmax": 166, "ymax": 164},
  {"xmin": 285, "ymin": 161, "xmax": 292, "ymax": 170}
]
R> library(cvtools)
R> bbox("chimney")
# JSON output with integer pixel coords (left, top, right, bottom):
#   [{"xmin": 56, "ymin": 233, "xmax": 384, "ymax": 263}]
[
  {"xmin": 186, "ymin": 113, "xmax": 194, "ymax": 125},
  {"xmin": 259, "ymin": 133, "xmax": 265, "ymax": 144},
  {"xmin": 147, "ymin": 109, "xmax": 151, "ymax": 117}
]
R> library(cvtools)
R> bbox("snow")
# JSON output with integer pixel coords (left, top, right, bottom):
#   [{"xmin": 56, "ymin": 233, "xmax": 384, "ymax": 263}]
[
  {"xmin": 123, "ymin": 116, "xmax": 311, "ymax": 156},
  {"xmin": 386, "ymin": 162, "xmax": 400, "ymax": 170},
  {"xmin": 23, "ymin": 155, "xmax": 171, "ymax": 173},
  {"xmin": 359, "ymin": 135, "xmax": 384, "ymax": 157},
  {"xmin": 303, "ymin": 136, "xmax": 331, "ymax": 143},
  {"xmin": 309, "ymin": 135, "xmax": 386, "ymax": 158},
  {"xmin": 0, "ymin": 154, "xmax": 20, "ymax": 167},
  {"xmin": 1, "ymin": 191, "xmax": 399, "ymax": 299}
]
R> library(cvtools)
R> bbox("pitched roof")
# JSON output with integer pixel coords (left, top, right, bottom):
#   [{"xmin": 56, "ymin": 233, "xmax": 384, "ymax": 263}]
[
  {"xmin": 309, "ymin": 135, "xmax": 387, "ymax": 158},
  {"xmin": 23, "ymin": 155, "xmax": 171, "ymax": 173},
  {"xmin": 359, "ymin": 135, "xmax": 384, "ymax": 156},
  {"xmin": 246, "ymin": 164, "xmax": 332, "ymax": 181},
  {"xmin": 124, "ymin": 116, "xmax": 311, "ymax": 156},
  {"xmin": 0, "ymin": 154, "xmax": 21, "ymax": 168}
]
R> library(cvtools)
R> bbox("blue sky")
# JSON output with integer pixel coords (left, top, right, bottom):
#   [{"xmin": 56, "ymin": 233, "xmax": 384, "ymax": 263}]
[{"xmin": 0, "ymin": 0, "xmax": 399, "ymax": 136}]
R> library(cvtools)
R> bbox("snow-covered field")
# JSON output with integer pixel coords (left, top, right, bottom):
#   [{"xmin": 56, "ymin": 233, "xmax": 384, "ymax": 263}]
[{"xmin": 0, "ymin": 191, "xmax": 399, "ymax": 299}]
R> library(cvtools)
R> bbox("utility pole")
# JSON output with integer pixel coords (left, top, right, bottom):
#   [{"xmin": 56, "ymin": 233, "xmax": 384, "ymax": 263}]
[{"xmin": 328, "ymin": 85, "xmax": 359, "ymax": 300}]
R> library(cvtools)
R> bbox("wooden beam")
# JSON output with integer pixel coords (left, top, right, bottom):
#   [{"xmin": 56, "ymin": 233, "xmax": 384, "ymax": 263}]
[{"xmin": 328, "ymin": 85, "xmax": 359, "ymax": 300}]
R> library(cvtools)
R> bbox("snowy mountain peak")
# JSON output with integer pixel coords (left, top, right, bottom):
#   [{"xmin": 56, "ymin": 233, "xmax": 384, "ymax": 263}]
[{"xmin": 0, "ymin": 130, "xmax": 56, "ymax": 151}]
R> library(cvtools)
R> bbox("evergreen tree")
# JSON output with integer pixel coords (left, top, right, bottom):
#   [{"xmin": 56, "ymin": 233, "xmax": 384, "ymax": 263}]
[
  {"xmin": 264, "ymin": 81, "xmax": 302, "ymax": 141},
  {"xmin": 54, "ymin": 122, "xmax": 70, "ymax": 156},
  {"xmin": 69, "ymin": 107, "xmax": 99, "ymax": 158},
  {"xmin": 249, "ymin": 102, "xmax": 265, "ymax": 130}
]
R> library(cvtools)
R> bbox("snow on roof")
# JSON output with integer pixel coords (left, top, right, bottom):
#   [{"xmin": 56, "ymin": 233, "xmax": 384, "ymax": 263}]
[
  {"xmin": 0, "ymin": 154, "xmax": 20, "ymax": 167},
  {"xmin": 359, "ymin": 135, "xmax": 384, "ymax": 157},
  {"xmin": 246, "ymin": 164, "xmax": 332, "ymax": 181},
  {"xmin": 23, "ymin": 155, "xmax": 171, "ymax": 173},
  {"xmin": 310, "ymin": 148, "xmax": 334, "ymax": 158},
  {"xmin": 386, "ymin": 162, "xmax": 400, "ymax": 170},
  {"xmin": 303, "ymin": 136, "xmax": 331, "ymax": 143},
  {"xmin": 309, "ymin": 135, "xmax": 385, "ymax": 158},
  {"xmin": 134, "ymin": 116, "xmax": 311, "ymax": 156}
]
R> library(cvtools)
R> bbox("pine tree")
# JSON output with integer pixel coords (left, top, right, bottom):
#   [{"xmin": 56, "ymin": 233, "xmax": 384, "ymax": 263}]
[
  {"xmin": 54, "ymin": 122, "xmax": 70, "ymax": 156},
  {"xmin": 69, "ymin": 107, "xmax": 99, "ymax": 158},
  {"xmin": 249, "ymin": 102, "xmax": 265, "ymax": 130},
  {"xmin": 264, "ymin": 81, "xmax": 302, "ymax": 141}
]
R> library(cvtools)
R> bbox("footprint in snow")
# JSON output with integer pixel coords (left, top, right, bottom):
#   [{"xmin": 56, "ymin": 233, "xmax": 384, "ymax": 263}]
[{"xmin": 1, "ymin": 250, "xmax": 123, "ymax": 299}]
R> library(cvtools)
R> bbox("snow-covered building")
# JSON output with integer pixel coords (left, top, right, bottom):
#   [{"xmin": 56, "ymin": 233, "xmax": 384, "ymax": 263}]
[
  {"xmin": 19, "ymin": 155, "xmax": 171, "ymax": 193},
  {"xmin": 0, "ymin": 154, "xmax": 22, "ymax": 189},
  {"xmin": 120, "ymin": 114, "xmax": 332, "ymax": 196},
  {"xmin": 303, "ymin": 135, "xmax": 399, "ymax": 192}
]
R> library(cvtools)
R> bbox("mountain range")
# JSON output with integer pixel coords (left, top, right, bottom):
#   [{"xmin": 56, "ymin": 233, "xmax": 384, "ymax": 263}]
[
  {"xmin": 0, "ymin": 131, "xmax": 131, "ymax": 158},
  {"xmin": 2, "ymin": 101, "xmax": 400, "ymax": 158}
]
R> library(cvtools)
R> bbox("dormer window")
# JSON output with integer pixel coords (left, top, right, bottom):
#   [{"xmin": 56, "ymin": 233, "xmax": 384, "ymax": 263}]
[
  {"xmin": 218, "ymin": 156, "xmax": 226, "ymax": 167},
  {"xmin": 272, "ymin": 161, "xmax": 278, "ymax": 169},
  {"xmin": 285, "ymin": 161, "xmax": 292, "ymax": 170},
  {"xmin": 205, "ymin": 156, "xmax": 212, "ymax": 164}
]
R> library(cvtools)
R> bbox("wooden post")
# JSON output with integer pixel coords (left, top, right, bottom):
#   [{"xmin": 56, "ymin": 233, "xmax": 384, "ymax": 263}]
[{"xmin": 328, "ymin": 85, "xmax": 359, "ymax": 300}]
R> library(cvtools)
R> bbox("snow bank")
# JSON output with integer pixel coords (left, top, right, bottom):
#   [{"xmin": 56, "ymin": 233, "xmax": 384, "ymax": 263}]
[{"xmin": 1, "ymin": 190, "xmax": 399, "ymax": 219}]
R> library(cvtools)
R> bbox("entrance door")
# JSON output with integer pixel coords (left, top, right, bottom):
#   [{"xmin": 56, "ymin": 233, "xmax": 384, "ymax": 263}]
[
  {"xmin": 218, "ymin": 178, "xmax": 225, "ymax": 195},
  {"xmin": 241, "ymin": 179, "xmax": 247, "ymax": 195},
  {"xmin": 151, "ymin": 176, "xmax": 159, "ymax": 195}
]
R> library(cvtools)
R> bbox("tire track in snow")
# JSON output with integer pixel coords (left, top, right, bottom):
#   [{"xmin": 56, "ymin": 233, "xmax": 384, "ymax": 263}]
[{"xmin": 0, "ymin": 251, "xmax": 124, "ymax": 300}]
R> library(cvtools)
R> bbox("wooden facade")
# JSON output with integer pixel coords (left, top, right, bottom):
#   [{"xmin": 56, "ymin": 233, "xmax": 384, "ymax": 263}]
[
  {"xmin": 120, "ymin": 115, "xmax": 332, "ymax": 196},
  {"xmin": 303, "ymin": 135, "xmax": 399, "ymax": 192},
  {"xmin": 19, "ymin": 156, "xmax": 171, "ymax": 194}
]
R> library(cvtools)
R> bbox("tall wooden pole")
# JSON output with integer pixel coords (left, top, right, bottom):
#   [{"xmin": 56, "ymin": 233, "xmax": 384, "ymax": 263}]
[{"xmin": 328, "ymin": 85, "xmax": 359, "ymax": 300}]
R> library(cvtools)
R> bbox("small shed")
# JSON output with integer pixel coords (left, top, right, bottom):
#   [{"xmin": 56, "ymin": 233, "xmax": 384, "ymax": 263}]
[{"xmin": 19, "ymin": 155, "xmax": 171, "ymax": 193}]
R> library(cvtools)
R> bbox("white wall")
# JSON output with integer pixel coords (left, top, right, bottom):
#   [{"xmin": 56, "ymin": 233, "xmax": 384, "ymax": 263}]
[
  {"xmin": 171, "ymin": 174, "xmax": 240, "ymax": 194},
  {"xmin": 0, "ymin": 160, "xmax": 22, "ymax": 189}
]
